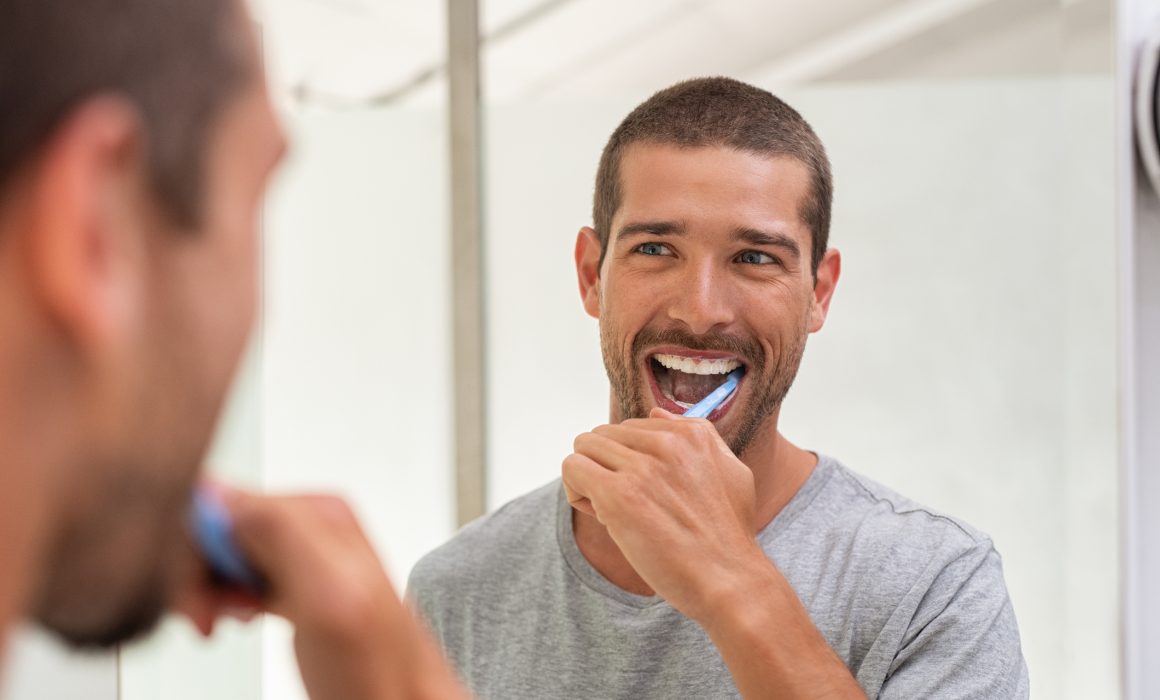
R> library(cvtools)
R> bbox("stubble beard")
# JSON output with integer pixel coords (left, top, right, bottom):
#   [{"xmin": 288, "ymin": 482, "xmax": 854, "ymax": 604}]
[
  {"xmin": 600, "ymin": 317, "xmax": 809, "ymax": 458},
  {"xmin": 33, "ymin": 468, "xmax": 182, "ymax": 649},
  {"xmin": 35, "ymin": 311, "xmax": 214, "ymax": 649}
]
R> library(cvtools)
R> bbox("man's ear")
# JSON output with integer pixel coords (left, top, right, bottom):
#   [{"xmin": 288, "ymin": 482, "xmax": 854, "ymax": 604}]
[
  {"xmin": 26, "ymin": 96, "xmax": 147, "ymax": 352},
  {"xmin": 575, "ymin": 226, "xmax": 603, "ymax": 319},
  {"xmin": 808, "ymin": 248, "xmax": 841, "ymax": 333}
]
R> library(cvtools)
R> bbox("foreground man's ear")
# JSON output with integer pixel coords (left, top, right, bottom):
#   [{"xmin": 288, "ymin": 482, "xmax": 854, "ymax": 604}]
[
  {"xmin": 575, "ymin": 226, "xmax": 602, "ymax": 320},
  {"xmin": 808, "ymin": 248, "xmax": 841, "ymax": 333},
  {"xmin": 25, "ymin": 96, "xmax": 149, "ymax": 354}
]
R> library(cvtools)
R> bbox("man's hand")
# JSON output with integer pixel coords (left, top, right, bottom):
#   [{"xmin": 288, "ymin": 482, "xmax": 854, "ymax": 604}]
[
  {"xmin": 562, "ymin": 409, "xmax": 866, "ymax": 699},
  {"xmin": 175, "ymin": 490, "xmax": 468, "ymax": 700},
  {"xmin": 562, "ymin": 407, "xmax": 765, "ymax": 623}
]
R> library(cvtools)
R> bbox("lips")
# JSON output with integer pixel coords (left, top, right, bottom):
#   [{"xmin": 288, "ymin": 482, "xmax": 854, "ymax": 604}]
[{"xmin": 645, "ymin": 348, "xmax": 746, "ymax": 419}]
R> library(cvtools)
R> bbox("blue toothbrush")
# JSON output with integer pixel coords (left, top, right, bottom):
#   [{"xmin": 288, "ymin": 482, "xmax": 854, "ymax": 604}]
[
  {"xmin": 683, "ymin": 368, "xmax": 745, "ymax": 419},
  {"xmin": 189, "ymin": 486, "xmax": 265, "ymax": 594}
]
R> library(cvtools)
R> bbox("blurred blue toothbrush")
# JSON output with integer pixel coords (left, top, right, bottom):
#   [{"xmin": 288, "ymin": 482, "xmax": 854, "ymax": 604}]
[{"xmin": 190, "ymin": 486, "xmax": 265, "ymax": 594}]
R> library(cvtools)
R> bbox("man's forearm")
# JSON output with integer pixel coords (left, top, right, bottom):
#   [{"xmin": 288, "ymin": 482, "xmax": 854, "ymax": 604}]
[
  {"xmin": 398, "ymin": 617, "xmax": 471, "ymax": 700},
  {"xmin": 699, "ymin": 555, "xmax": 867, "ymax": 700}
]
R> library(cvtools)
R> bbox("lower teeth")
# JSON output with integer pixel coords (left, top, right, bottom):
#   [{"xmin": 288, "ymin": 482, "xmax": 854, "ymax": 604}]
[{"xmin": 660, "ymin": 387, "xmax": 695, "ymax": 409}]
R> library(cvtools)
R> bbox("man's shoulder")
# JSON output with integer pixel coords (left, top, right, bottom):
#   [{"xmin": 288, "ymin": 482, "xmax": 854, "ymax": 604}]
[
  {"xmin": 782, "ymin": 454, "xmax": 1003, "ymax": 606},
  {"xmin": 789, "ymin": 456, "xmax": 1026, "ymax": 690},
  {"xmin": 813, "ymin": 455, "xmax": 991, "ymax": 554},
  {"xmin": 407, "ymin": 479, "xmax": 561, "ymax": 600}
]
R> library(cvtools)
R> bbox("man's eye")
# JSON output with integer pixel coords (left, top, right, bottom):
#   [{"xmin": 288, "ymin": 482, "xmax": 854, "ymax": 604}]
[
  {"xmin": 737, "ymin": 250, "xmax": 777, "ymax": 265},
  {"xmin": 636, "ymin": 242, "xmax": 672, "ymax": 256}
]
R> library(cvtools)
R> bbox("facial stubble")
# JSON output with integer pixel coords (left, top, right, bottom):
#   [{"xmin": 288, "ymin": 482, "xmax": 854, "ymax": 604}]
[{"xmin": 599, "ymin": 312, "xmax": 808, "ymax": 459}]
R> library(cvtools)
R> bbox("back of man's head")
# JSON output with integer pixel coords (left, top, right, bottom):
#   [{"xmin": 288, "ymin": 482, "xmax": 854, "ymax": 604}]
[
  {"xmin": 593, "ymin": 76, "xmax": 832, "ymax": 277},
  {"xmin": 0, "ymin": 0, "xmax": 252, "ymax": 227},
  {"xmin": 0, "ymin": 0, "xmax": 273, "ymax": 651}
]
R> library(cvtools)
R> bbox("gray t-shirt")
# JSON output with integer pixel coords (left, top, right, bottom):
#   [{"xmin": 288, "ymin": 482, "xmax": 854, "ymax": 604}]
[{"xmin": 408, "ymin": 455, "xmax": 1029, "ymax": 699}]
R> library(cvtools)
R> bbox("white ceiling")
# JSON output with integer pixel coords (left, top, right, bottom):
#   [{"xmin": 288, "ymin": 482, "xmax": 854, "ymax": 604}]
[{"xmin": 249, "ymin": 0, "xmax": 1112, "ymax": 108}]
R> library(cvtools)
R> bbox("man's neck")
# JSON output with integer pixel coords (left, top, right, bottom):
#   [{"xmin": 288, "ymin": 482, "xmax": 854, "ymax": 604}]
[{"xmin": 572, "ymin": 409, "xmax": 817, "ymax": 597}]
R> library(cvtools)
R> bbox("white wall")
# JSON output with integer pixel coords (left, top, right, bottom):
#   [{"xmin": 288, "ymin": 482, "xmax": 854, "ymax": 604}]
[
  {"xmin": 483, "ymin": 78, "xmax": 1119, "ymax": 699},
  {"xmin": 1117, "ymin": 2, "xmax": 1160, "ymax": 698},
  {"xmin": 2, "ymin": 628, "xmax": 117, "ymax": 700},
  {"xmin": 257, "ymin": 106, "xmax": 455, "ymax": 700}
]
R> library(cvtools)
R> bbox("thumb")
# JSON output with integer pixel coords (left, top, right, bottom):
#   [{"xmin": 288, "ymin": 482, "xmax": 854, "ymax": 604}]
[{"xmin": 650, "ymin": 406, "xmax": 681, "ymax": 420}]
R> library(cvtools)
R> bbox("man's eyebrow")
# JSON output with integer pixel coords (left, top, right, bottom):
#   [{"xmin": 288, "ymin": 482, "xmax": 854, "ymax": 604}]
[
  {"xmin": 616, "ymin": 221, "xmax": 686, "ymax": 240},
  {"xmin": 733, "ymin": 227, "xmax": 801, "ymax": 259}
]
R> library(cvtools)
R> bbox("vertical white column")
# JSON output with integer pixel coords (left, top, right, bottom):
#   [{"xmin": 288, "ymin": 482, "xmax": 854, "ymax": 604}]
[
  {"xmin": 448, "ymin": 0, "xmax": 487, "ymax": 526},
  {"xmin": 1119, "ymin": 1, "xmax": 1160, "ymax": 698}
]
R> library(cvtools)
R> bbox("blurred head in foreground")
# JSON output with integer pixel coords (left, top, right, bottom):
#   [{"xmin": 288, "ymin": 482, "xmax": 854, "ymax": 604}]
[{"xmin": 0, "ymin": 0, "xmax": 285, "ymax": 647}]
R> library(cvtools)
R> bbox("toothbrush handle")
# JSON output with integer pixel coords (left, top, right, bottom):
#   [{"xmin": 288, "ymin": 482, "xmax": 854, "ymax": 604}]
[{"xmin": 189, "ymin": 486, "xmax": 266, "ymax": 594}]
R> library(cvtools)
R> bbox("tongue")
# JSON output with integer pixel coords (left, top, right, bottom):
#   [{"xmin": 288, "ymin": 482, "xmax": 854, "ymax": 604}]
[{"xmin": 671, "ymin": 371, "xmax": 727, "ymax": 404}]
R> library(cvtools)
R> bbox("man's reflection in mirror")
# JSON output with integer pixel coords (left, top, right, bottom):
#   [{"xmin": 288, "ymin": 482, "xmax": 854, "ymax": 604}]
[{"xmin": 409, "ymin": 77, "xmax": 1030, "ymax": 699}]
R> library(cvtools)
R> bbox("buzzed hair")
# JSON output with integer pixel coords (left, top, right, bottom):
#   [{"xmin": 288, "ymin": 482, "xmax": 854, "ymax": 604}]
[
  {"xmin": 593, "ymin": 76, "xmax": 833, "ymax": 277},
  {"xmin": 0, "ymin": 0, "xmax": 253, "ymax": 228}
]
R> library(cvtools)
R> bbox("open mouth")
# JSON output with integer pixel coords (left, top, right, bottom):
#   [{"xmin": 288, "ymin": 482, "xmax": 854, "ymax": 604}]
[{"xmin": 647, "ymin": 351, "xmax": 745, "ymax": 418}]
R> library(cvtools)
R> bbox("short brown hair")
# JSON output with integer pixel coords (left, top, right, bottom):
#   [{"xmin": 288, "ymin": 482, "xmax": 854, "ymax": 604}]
[
  {"xmin": 0, "ymin": 0, "xmax": 253, "ymax": 228},
  {"xmin": 593, "ymin": 77, "xmax": 832, "ymax": 276}
]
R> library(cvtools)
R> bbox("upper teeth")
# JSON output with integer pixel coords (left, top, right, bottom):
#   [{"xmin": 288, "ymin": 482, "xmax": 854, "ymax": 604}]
[{"xmin": 653, "ymin": 354, "xmax": 741, "ymax": 375}]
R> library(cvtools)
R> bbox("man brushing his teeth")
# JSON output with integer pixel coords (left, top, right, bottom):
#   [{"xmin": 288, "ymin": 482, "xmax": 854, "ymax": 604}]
[{"xmin": 410, "ymin": 77, "xmax": 1028, "ymax": 699}]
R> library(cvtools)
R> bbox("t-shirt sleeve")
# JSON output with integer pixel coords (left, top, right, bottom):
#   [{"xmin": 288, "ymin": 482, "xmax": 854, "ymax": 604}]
[
  {"xmin": 877, "ymin": 541, "xmax": 1030, "ymax": 699},
  {"xmin": 404, "ymin": 557, "xmax": 447, "ymax": 646}
]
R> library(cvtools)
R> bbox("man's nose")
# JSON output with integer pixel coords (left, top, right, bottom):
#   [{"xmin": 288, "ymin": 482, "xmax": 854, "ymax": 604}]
[{"xmin": 665, "ymin": 261, "xmax": 736, "ymax": 335}]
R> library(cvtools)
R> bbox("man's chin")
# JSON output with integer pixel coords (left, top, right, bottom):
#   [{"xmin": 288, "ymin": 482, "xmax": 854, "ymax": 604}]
[{"xmin": 38, "ymin": 588, "xmax": 167, "ymax": 650}]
